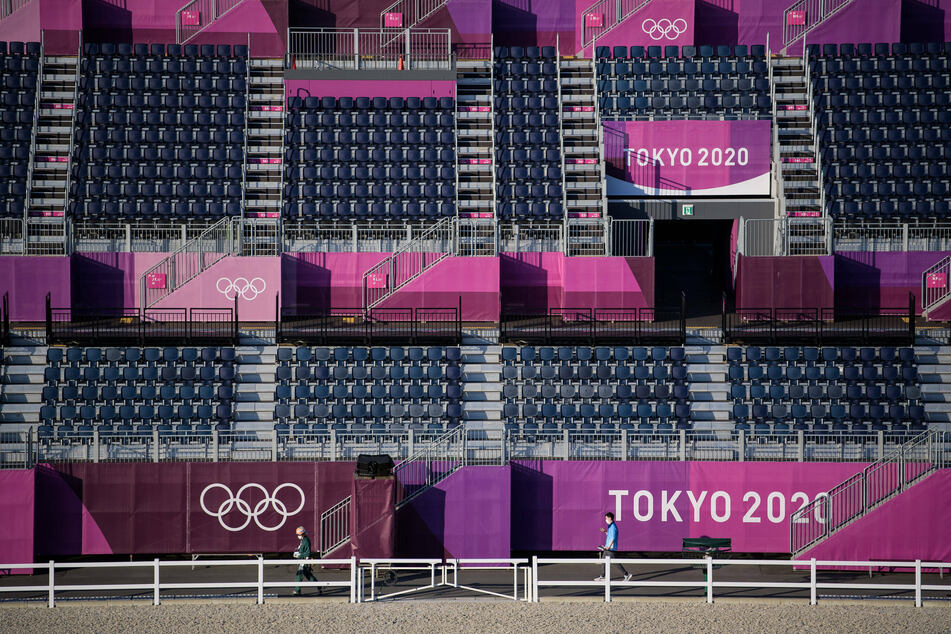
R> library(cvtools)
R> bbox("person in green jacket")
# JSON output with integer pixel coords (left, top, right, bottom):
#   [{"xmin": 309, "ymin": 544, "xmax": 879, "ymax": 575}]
[{"xmin": 293, "ymin": 525, "xmax": 318, "ymax": 595}]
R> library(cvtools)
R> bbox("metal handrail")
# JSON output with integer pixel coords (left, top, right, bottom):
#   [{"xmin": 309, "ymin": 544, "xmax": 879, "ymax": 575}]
[
  {"xmin": 803, "ymin": 42, "xmax": 826, "ymax": 219},
  {"xmin": 139, "ymin": 217, "xmax": 234, "ymax": 308},
  {"xmin": 489, "ymin": 33, "xmax": 498, "ymax": 218},
  {"xmin": 239, "ymin": 35, "xmax": 250, "ymax": 225},
  {"xmin": 23, "ymin": 34, "xmax": 44, "ymax": 223},
  {"xmin": 176, "ymin": 0, "xmax": 249, "ymax": 45},
  {"xmin": 379, "ymin": 0, "xmax": 448, "ymax": 32},
  {"xmin": 790, "ymin": 429, "xmax": 947, "ymax": 557},
  {"xmin": 580, "ymin": 0, "xmax": 654, "ymax": 49},
  {"xmin": 555, "ymin": 34, "xmax": 568, "ymax": 235},
  {"xmin": 922, "ymin": 255, "xmax": 951, "ymax": 313},
  {"xmin": 0, "ymin": 0, "xmax": 32, "ymax": 20},
  {"xmin": 393, "ymin": 425, "xmax": 469, "ymax": 508},
  {"xmin": 61, "ymin": 32, "xmax": 82, "ymax": 219},
  {"xmin": 320, "ymin": 495, "xmax": 352, "ymax": 556},
  {"xmin": 782, "ymin": 0, "xmax": 856, "ymax": 54},
  {"xmin": 361, "ymin": 216, "xmax": 454, "ymax": 311},
  {"xmin": 767, "ymin": 39, "xmax": 787, "ymax": 222}
]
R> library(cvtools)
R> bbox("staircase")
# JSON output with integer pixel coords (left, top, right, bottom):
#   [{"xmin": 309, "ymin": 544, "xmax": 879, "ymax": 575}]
[
  {"xmin": 176, "ymin": 0, "xmax": 250, "ymax": 45},
  {"xmin": 769, "ymin": 56, "xmax": 822, "ymax": 218},
  {"xmin": 460, "ymin": 344, "xmax": 503, "ymax": 427},
  {"xmin": 0, "ymin": 345, "xmax": 46, "ymax": 432},
  {"xmin": 782, "ymin": 0, "xmax": 856, "ymax": 55},
  {"xmin": 921, "ymin": 257, "xmax": 951, "ymax": 319},
  {"xmin": 685, "ymin": 345, "xmax": 731, "ymax": 432},
  {"xmin": 559, "ymin": 56, "xmax": 606, "ymax": 220},
  {"xmin": 455, "ymin": 57, "xmax": 496, "ymax": 218},
  {"xmin": 912, "ymin": 345, "xmax": 951, "ymax": 431},
  {"xmin": 580, "ymin": 0, "xmax": 654, "ymax": 51},
  {"xmin": 244, "ymin": 58, "xmax": 284, "ymax": 220},
  {"xmin": 361, "ymin": 216, "xmax": 454, "ymax": 311},
  {"xmin": 791, "ymin": 428, "xmax": 949, "ymax": 558},
  {"xmin": 139, "ymin": 217, "xmax": 234, "ymax": 308},
  {"xmin": 233, "ymin": 345, "xmax": 278, "ymax": 431},
  {"xmin": 379, "ymin": 0, "xmax": 448, "ymax": 31},
  {"xmin": 27, "ymin": 53, "xmax": 78, "ymax": 219}
]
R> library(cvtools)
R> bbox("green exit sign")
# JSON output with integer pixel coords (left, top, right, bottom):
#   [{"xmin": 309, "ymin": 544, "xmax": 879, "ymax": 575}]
[{"xmin": 682, "ymin": 204, "xmax": 694, "ymax": 216}]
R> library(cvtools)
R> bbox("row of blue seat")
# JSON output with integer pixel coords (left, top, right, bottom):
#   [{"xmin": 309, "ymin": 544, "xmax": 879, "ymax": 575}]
[
  {"xmin": 84, "ymin": 43, "xmax": 248, "ymax": 58},
  {"xmin": 44, "ymin": 383, "xmax": 234, "ymax": 404},
  {"xmin": 505, "ymin": 346, "xmax": 686, "ymax": 362},
  {"xmin": 727, "ymin": 346, "xmax": 916, "ymax": 364},
  {"xmin": 809, "ymin": 42, "xmax": 951, "ymax": 57},
  {"xmin": 48, "ymin": 347, "xmax": 237, "ymax": 364},
  {"xmin": 596, "ymin": 45, "xmax": 766, "ymax": 60},
  {"xmin": 282, "ymin": 346, "xmax": 460, "ymax": 363},
  {"xmin": 276, "ymin": 365, "xmax": 458, "ymax": 382},
  {"xmin": 288, "ymin": 96, "xmax": 453, "ymax": 111},
  {"xmin": 45, "ymin": 365, "xmax": 237, "ymax": 384}
]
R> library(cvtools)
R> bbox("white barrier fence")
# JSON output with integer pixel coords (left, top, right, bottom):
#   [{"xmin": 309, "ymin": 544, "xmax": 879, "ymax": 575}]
[
  {"xmin": 531, "ymin": 557, "xmax": 950, "ymax": 605},
  {"xmin": 2, "ymin": 557, "xmax": 948, "ymax": 607}
]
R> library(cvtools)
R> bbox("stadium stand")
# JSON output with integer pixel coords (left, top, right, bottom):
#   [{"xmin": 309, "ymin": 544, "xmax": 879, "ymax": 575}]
[
  {"xmin": 729, "ymin": 346, "xmax": 925, "ymax": 434},
  {"xmin": 38, "ymin": 346, "xmax": 237, "ymax": 439},
  {"xmin": 0, "ymin": 41, "xmax": 40, "ymax": 218},
  {"xmin": 811, "ymin": 43, "xmax": 951, "ymax": 221},
  {"xmin": 501, "ymin": 346, "xmax": 691, "ymax": 434},
  {"xmin": 596, "ymin": 45, "xmax": 772, "ymax": 119},
  {"xmin": 493, "ymin": 46, "xmax": 564, "ymax": 220},
  {"xmin": 272, "ymin": 346, "xmax": 462, "ymax": 434},
  {"xmin": 68, "ymin": 43, "xmax": 249, "ymax": 220},
  {"xmin": 284, "ymin": 95, "xmax": 457, "ymax": 220}
]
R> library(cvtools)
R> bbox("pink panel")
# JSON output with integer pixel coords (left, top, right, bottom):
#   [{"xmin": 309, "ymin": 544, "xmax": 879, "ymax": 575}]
[
  {"xmin": 0, "ymin": 470, "xmax": 34, "ymax": 574},
  {"xmin": 181, "ymin": 9, "xmax": 199, "ymax": 25},
  {"xmin": 384, "ymin": 12, "xmax": 403, "ymax": 27},
  {"xmin": 151, "ymin": 257, "xmax": 281, "ymax": 321},
  {"xmin": 787, "ymin": 9, "xmax": 806, "ymax": 25},
  {"xmin": 146, "ymin": 273, "xmax": 166, "ymax": 289},
  {"xmin": 926, "ymin": 273, "xmax": 946, "ymax": 289},
  {"xmin": 585, "ymin": 12, "xmax": 603, "ymax": 27},
  {"xmin": 367, "ymin": 272, "xmax": 386, "ymax": 288}
]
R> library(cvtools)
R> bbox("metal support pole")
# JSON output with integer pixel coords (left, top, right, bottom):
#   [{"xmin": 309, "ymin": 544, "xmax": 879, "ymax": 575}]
[
  {"xmin": 679, "ymin": 428, "xmax": 687, "ymax": 461},
  {"xmin": 153, "ymin": 427, "xmax": 160, "ymax": 463},
  {"xmin": 271, "ymin": 430, "xmax": 278, "ymax": 461},
  {"xmin": 738, "ymin": 429, "xmax": 746, "ymax": 462},
  {"xmin": 620, "ymin": 428, "xmax": 627, "ymax": 460},
  {"xmin": 797, "ymin": 430, "xmax": 805, "ymax": 462},
  {"xmin": 212, "ymin": 428, "xmax": 219, "ymax": 462},
  {"xmin": 48, "ymin": 561, "xmax": 55, "ymax": 608},
  {"xmin": 350, "ymin": 556, "xmax": 357, "ymax": 603},
  {"xmin": 257, "ymin": 556, "xmax": 264, "ymax": 604},
  {"xmin": 563, "ymin": 428, "xmax": 569, "ymax": 460},
  {"xmin": 915, "ymin": 560, "xmax": 922, "ymax": 607}
]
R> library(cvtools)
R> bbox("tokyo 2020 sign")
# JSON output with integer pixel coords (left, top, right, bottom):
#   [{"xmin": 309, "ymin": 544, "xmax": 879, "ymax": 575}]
[{"xmin": 604, "ymin": 120, "xmax": 771, "ymax": 196}]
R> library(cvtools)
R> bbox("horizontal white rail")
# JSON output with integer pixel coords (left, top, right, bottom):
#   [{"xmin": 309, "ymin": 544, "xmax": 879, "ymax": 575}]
[{"xmin": 532, "ymin": 557, "xmax": 951, "ymax": 605}]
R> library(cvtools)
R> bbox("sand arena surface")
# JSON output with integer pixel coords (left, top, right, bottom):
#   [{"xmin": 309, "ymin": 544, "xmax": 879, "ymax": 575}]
[{"xmin": 3, "ymin": 599, "xmax": 951, "ymax": 633}]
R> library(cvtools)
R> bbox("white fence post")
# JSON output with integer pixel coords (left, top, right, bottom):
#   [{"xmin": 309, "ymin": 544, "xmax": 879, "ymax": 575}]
[
  {"xmin": 915, "ymin": 560, "xmax": 922, "ymax": 607},
  {"xmin": 153, "ymin": 558, "xmax": 160, "ymax": 605},
  {"xmin": 532, "ymin": 556, "xmax": 538, "ymax": 602},
  {"xmin": 47, "ymin": 561, "xmax": 55, "ymax": 608},
  {"xmin": 810, "ymin": 558, "xmax": 817, "ymax": 605},
  {"xmin": 604, "ymin": 557, "xmax": 611, "ymax": 602},
  {"xmin": 705, "ymin": 556, "xmax": 713, "ymax": 604},
  {"xmin": 257, "ymin": 556, "xmax": 264, "ymax": 604},
  {"xmin": 350, "ymin": 556, "xmax": 358, "ymax": 603}
]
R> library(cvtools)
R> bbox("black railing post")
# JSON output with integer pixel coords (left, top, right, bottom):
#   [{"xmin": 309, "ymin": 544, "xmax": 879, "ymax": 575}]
[
  {"xmin": 2, "ymin": 291, "xmax": 8, "ymax": 346},
  {"xmin": 721, "ymin": 291, "xmax": 727, "ymax": 343},
  {"xmin": 45, "ymin": 293, "xmax": 52, "ymax": 344},
  {"xmin": 770, "ymin": 307, "xmax": 776, "ymax": 345},
  {"xmin": 909, "ymin": 292, "xmax": 916, "ymax": 345},
  {"xmin": 186, "ymin": 308, "xmax": 192, "ymax": 345},
  {"xmin": 680, "ymin": 291, "xmax": 687, "ymax": 345},
  {"xmin": 275, "ymin": 292, "xmax": 280, "ymax": 343},
  {"xmin": 412, "ymin": 308, "xmax": 418, "ymax": 346},
  {"xmin": 458, "ymin": 295, "xmax": 462, "ymax": 344},
  {"xmin": 233, "ymin": 294, "xmax": 239, "ymax": 345}
]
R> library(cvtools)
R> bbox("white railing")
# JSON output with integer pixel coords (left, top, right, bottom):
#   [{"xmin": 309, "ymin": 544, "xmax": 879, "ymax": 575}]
[
  {"xmin": 287, "ymin": 28, "xmax": 452, "ymax": 71},
  {"xmin": 782, "ymin": 0, "xmax": 855, "ymax": 53},
  {"xmin": 361, "ymin": 216, "xmax": 454, "ymax": 311},
  {"xmin": 790, "ymin": 429, "xmax": 948, "ymax": 557},
  {"xmin": 139, "ymin": 217, "xmax": 234, "ymax": 309},
  {"xmin": 922, "ymin": 255, "xmax": 951, "ymax": 314},
  {"xmin": 379, "ymin": 0, "xmax": 448, "ymax": 31},
  {"xmin": 498, "ymin": 222, "xmax": 564, "ymax": 253},
  {"xmin": 0, "ymin": 218, "xmax": 25, "ymax": 254},
  {"xmin": 23, "ymin": 37, "xmax": 43, "ymax": 220},
  {"xmin": 531, "ymin": 556, "xmax": 950, "ymax": 605},
  {"xmin": 767, "ymin": 41, "xmax": 787, "ymax": 220},
  {"xmin": 0, "ymin": 558, "xmax": 358, "ymax": 607},
  {"xmin": 176, "ymin": 0, "xmax": 249, "ymax": 45},
  {"xmin": 358, "ymin": 558, "xmax": 530, "ymax": 602},
  {"xmin": 740, "ymin": 217, "xmax": 830, "ymax": 256},
  {"xmin": 581, "ymin": 0, "xmax": 655, "ymax": 50},
  {"xmin": 61, "ymin": 35, "xmax": 82, "ymax": 218},
  {"xmin": 0, "ymin": 0, "xmax": 32, "ymax": 19},
  {"xmin": 802, "ymin": 43, "xmax": 825, "ymax": 217},
  {"xmin": 320, "ymin": 496, "xmax": 352, "ymax": 556},
  {"xmin": 609, "ymin": 218, "xmax": 653, "ymax": 257}
]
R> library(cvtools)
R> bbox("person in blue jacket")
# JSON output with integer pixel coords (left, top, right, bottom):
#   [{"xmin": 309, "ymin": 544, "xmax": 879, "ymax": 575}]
[{"xmin": 595, "ymin": 512, "xmax": 632, "ymax": 582}]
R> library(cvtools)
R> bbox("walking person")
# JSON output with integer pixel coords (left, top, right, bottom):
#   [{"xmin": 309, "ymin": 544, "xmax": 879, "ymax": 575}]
[
  {"xmin": 293, "ymin": 525, "xmax": 319, "ymax": 595},
  {"xmin": 595, "ymin": 512, "xmax": 632, "ymax": 582}
]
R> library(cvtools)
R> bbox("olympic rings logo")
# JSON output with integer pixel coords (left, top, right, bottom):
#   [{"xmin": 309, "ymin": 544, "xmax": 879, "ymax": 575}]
[
  {"xmin": 642, "ymin": 18, "xmax": 687, "ymax": 40},
  {"xmin": 199, "ymin": 483, "xmax": 305, "ymax": 532},
  {"xmin": 216, "ymin": 276, "xmax": 266, "ymax": 301}
]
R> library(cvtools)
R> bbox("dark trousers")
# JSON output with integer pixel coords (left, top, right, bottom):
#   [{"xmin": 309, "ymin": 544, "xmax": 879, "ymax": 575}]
[
  {"xmin": 295, "ymin": 565, "xmax": 317, "ymax": 593},
  {"xmin": 600, "ymin": 549, "xmax": 629, "ymax": 577}
]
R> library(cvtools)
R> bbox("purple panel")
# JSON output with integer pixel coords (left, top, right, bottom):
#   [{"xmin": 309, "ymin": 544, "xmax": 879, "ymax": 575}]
[
  {"xmin": 834, "ymin": 252, "xmax": 951, "ymax": 316},
  {"xmin": 398, "ymin": 466, "xmax": 510, "ymax": 558},
  {"xmin": 286, "ymin": 79, "xmax": 456, "ymax": 99},
  {"xmin": 189, "ymin": 0, "xmax": 285, "ymax": 57},
  {"xmin": 0, "ymin": 0, "xmax": 41, "ymax": 45},
  {"xmin": 579, "ymin": 0, "xmax": 696, "ymax": 54},
  {"xmin": 39, "ymin": 0, "xmax": 83, "ymax": 54},
  {"xmin": 493, "ymin": 0, "xmax": 575, "ymax": 52},
  {"xmin": 0, "ymin": 470, "xmax": 34, "ymax": 573},
  {"xmin": 378, "ymin": 256, "xmax": 500, "ymax": 321},
  {"xmin": 802, "ymin": 469, "xmax": 951, "ymax": 564},
  {"xmin": 33, "ymin": 465, "xmax": 85, "ymax": 558},
  {"xmin": 0, "ymin": 256, "xmax": 71, "ymax": 321},
  {"xmin": 605, "ymin": 120, "xmax": 771, "ymax": 197},
  {"xmin": 735, "ymin": 254, "xmax": 835, "ymax": 309}
]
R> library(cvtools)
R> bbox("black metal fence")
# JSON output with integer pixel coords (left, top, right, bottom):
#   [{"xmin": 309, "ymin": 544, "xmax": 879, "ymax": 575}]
[
  {"xmin": 46, "ymin": 295, "xmax": 237, "ymax": 346},
  {"xmin": 501, "ymin": 303, "xmax": 686, "ymax": 345},
  {"xmin": 1, "ymin": 291, "xmax": 9, "ymax": 346},
  {"xmin": 277, "ymin": 301, "xmax": 462, "ymax": 345},
  {"xmin": 723, "ymin": 295, "xmax": 916, "ymax": 345}
]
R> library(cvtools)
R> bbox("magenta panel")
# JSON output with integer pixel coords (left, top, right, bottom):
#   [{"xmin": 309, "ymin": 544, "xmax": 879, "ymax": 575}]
[
  {"xmin": 577, "ymin": 0, "xmax": 695, "ymax": 54},
  {"xmin": 801, "ymin": 470, "xmax": 951, "ymax": 564},
  {"xmin": 511, "ymin": 460, "xmax": 867, "ymax": 553},
  {"xmin": 0, "ymin": 470, "xmax": 34, "ymax": 573},
  {"xmin": 34, "ymin": 462, "xmax": 392, "ymax": 558},
  {"xmin": 286, "ymin": 79, "xmax": 456, "ymax": 100},
  {"xmin": 398, "ymin": 466, "xmax": 511, "ymax": 558},
  {"xmin": 0, "ymin": 256, "xmax": 71, "ymax": 321},
  {"xmin": 835, "ymin": 251, "xmax": 951, "ymax": 317},
  {"xmin": 604, "ymin": 120, "xmax": 771, "ymax": 197},
  {"xmin": 735, "ymin": 254, "xmax": 835, "ymax": 310}
]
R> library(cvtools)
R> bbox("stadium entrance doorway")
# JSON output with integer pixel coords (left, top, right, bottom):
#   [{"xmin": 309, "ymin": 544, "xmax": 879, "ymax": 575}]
[{"xmin": 653, "ymin": 219, "xmax": 733, "ymax": 318}]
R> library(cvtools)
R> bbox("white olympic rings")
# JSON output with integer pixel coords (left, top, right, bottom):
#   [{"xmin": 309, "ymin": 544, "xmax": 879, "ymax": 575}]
[
  {"xmin": 642, "ymin": 18, "xmax": 688, "ymax": 40},
  {"xmin": 216, "ymin": 276, "xmax": 267, "ymax": 301},
  {"xmin": 199, "ymin": 482, "xmax": 306, "ymax": 532}
]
